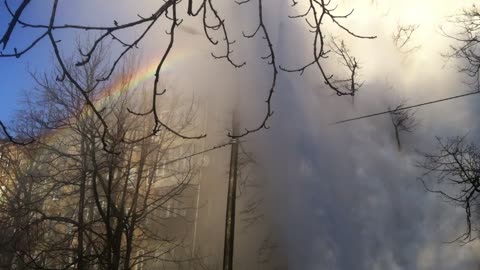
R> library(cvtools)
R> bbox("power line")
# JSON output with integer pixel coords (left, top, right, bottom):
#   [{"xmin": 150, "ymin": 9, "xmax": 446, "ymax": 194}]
[
  {"xmin": 160, "ymin": 141, "xmax": 231, "ymax": 167},
  {"xmin": 332, "ymin": 90, "xmax": 480, "ymax": 125}
]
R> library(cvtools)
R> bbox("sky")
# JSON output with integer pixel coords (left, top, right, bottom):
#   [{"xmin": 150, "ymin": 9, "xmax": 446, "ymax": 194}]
[
  {"xmin": 0, "ymin": 1, "xmax": 47, "ymax": 120},
  {"xmin": 245, "ymin": 0, "xmax": 480, "ymax": 269},
  {"xmin": 2, "ymin": 0, "xmax": 480, "ymax": 269}
]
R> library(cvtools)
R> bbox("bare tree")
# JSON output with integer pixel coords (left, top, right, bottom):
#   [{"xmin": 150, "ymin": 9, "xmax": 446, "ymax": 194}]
[
  {"xmin": 329, "ymin": 38, "xmax": 363, "ymax": 104},
  {"xmin": 418, "ymin": 135, "xmax": 480, "ymax": 242},
  {"xmin": 0, "ymin": 0, "xmax": 375, "ymax": 144},
  {"xmin": 237, "ymin": 145, "xmax": 264, "ymax": 230},
  {"xmin": 0, "ymin": 141, "xmax": 48, "ymax": 270},
  {"xmin": 388, "ymin": 102, "xmax": 418, "ymax": 151},
  {"xmin": 417, "ymin": 5, "xmax": 480, "ymax": 243},
  {"xmin": 232, "ymin": 144, "xmax": 286, "ymax": 270},
  {"xmin": 392, "ymin": 23, "xmax": 421, "ymax": 54},
  {"xmin": 0, "ymin": 47, "xmax": 205, "ymax": 269},
  {"xmin": 443, "ymin": 5, "xmax": 480, "ymax": 90}
]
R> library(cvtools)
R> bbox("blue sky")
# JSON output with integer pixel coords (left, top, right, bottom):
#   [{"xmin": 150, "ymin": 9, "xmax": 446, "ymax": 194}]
[
  {"xmin": 0, "ymin": 1, "xmax": 51, "ymax": 122},
  {"xmin": 2, "ymin": 1, "xmax": 480, "ymax": 269}
]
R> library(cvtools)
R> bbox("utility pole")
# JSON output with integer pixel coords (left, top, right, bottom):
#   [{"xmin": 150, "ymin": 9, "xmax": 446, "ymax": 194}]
[{"xmin": 222, "ymin": 111, "xmax": 239, "ymax": 270}]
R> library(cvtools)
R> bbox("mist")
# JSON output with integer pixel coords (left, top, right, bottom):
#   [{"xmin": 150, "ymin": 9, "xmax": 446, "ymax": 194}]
[
  {"xmin": 2, "ymin": 0, "xmax": 480, "ymax": 269},
  {"xmin": 241, "ymin": 0, "xmax": 480, "ymax": 269}
]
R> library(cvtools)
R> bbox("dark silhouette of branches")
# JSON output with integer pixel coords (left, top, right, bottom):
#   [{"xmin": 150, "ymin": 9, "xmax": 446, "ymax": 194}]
[
  {"xmin": 229, "ymin": 0, "xmax": 276, "ymax": 138},
  {"xmin": 418, "ymin": 135, "xmax": 480, "ymax": 243},
  {"xmin": 0, "ymin": 0, "xmax": 375, "ymax": 142},
  {"xmin": 388, "ymin": 101, "xmax": 418, "ymax": 151},
  {"xmin": 232, "ymin": 143, "xmax": 287, "ymax": 269},
  {"xmin": 392, "ymin": 23, "xmax": 421, "ymax": 54},
  {"xmin": 0, "ymin": 121, "xmax": 34, "ymax": 145},
  {"xmin": 0, "ymin": 49, "xmax": 221, "ymax": 269},
  {"xmin": 1, "ymin": 0, "xmax": 204, "ymax": 149},
  {"xmin": 0, "ymin": 0, "xmax": 31, "ymax": 50},
  {"xmin": 280, "ymin": 0, "xmax": 375, "ymax": 97},
  {"xmin": 330, "ymin": 38, "xmax": 362, "ymax": 100},
  {"xmin": 442, "ymin": 5, "xmax": 480, "ymax": 90}
]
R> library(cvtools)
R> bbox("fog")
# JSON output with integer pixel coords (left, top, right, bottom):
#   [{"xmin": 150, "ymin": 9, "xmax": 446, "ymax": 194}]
[
  {"xmin": 3, "ymin": 0, "xmax": 480, "ymax": 269},
  {"xmin": 245, "ymin": 0, "xmax": 480, "ymax": 269}
]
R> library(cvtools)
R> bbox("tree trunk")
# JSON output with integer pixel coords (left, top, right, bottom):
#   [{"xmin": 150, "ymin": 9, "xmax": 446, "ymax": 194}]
[{"xmin": 394, "ymin": 126, "xmax": 402, "ymax": 151}]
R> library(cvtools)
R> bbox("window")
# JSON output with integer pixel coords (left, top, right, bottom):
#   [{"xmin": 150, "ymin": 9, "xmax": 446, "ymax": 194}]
[
  {"xmin": 174, "ymin": 199, "xmax": 187, "ymax": 217},
  {"xmin": 128, "ymin": 167, "xmax": 138, "ymax": 187},
  {"xmin": 164, "ymin": 199, "xmax": 187, "ymax": 218},
  {"xmin": 178, "ymin": 204, "xmax": 187, "ymax": 217},
  {"xmin": 156, "ymin": 150, "xmax": 169, "ymax": 180},
  {"xmin": 179, "ymin": 146, "xmax": 187, "ymax": 170},
  {"xmin": 175, "ymin": 144, "xmax": 195, "ymax": 172},
  {"xmin": 166, "ymin": 200, "xmax": 173, "ymax": 218},
  {"xmin": 135, "ymin": 250, "xmax": 144, "ymax": 270},
  {"xmin": 157, "ymin": 248, "xmax": 167, "ymax": 261},
  {"xmin": 51, "ymin": 189, "xmax": 60, "ymax": 201},
  {"xmin": 158, "ymin": 199, "xmax": 175, "ymax": 218},
  {"xmin": 156, "ymin": 163, "xmax": 166, "ymax": 179},
  {"xmin": 84, "ymin": 207, "xmax": 90, "ymax": 220},
  {"xmin": 0, "ymin": 152, "xmax": 9, "ymax": 168},
  {"xmin": 144, "ymin": 206, "xmax": 150, "ymax": 226},
  {"xmin": 0, "ymin": 153, "xmax": 9, "ymax": 178},
  {"xmin": 100, "ymin": 199, "xmax": 107, "ymax": 209}
]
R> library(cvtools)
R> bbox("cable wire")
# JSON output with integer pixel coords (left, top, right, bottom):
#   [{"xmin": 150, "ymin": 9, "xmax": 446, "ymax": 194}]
[{"xmin": 332, "ymin": 90, "xmax": 480, "ymax": 125}]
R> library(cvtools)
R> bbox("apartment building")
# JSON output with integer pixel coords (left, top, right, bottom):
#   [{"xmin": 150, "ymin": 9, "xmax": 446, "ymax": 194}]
[{"xmin": 0, "ymin": 94, "xmax": 287, "ymax": 270}]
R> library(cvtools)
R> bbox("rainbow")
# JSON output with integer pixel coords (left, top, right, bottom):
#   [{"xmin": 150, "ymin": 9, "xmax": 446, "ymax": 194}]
[
  {"xmin": 41, "ymin": 49, "xmax": 195, "ymax": 143},
  {"xmin": 94, "ymin": 48, "xmax": 193, "ymax": 108}
]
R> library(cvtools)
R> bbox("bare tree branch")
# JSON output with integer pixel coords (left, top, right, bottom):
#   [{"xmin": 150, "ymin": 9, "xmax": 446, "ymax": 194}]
[
  {"xmin": 418, "ymin": 135, "xmax": 480, "ymax": 242},
  {"xmin": 0, "ymin": 0, "xmax": 376, "ymax": 142},
  {"xmin": 388, "ymin": 100, "xmax": 418, "ymax": 151}
]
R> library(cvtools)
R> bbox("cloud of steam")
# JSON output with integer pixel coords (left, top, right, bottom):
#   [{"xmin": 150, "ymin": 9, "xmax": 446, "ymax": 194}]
[
  {"xmin": 243, "ymin": 0, "xmax": 480, "ymax": 269},
  {"xmin": 5, "ymin": 0, "xmax": 480, "ymax": 268}
]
